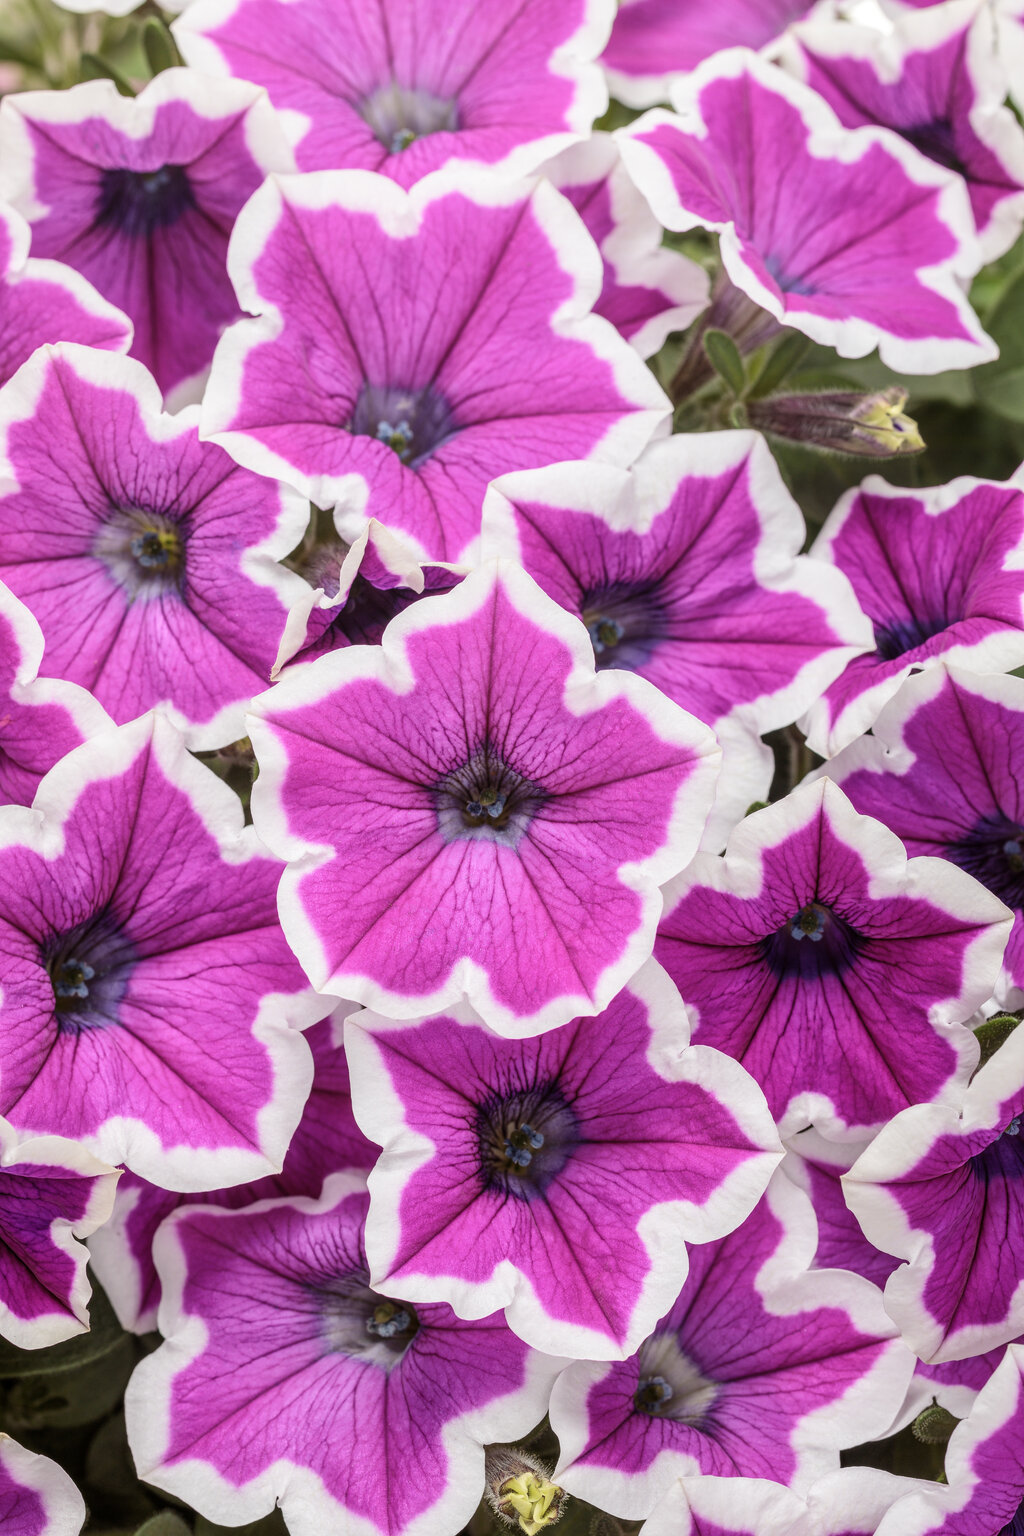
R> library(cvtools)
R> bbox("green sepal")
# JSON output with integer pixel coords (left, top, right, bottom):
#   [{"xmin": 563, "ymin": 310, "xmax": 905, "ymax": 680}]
[{"xmin": 702, "ymin": 329, "xmax": 746, "ymax": 398}]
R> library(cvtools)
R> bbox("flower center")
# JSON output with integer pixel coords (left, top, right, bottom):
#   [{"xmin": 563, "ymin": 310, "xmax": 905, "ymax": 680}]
[
  {"xmin": 476, "ymin": 1086, "xmax": 579, "ymax": 1200},
  {"xmin": 633, "ymin": 1334, "xmax": 718, "ymax": 1425},
  {"xmin": 763, "ymin": 900, "xmax": 862, "ymax": 979},
  {"xmin": 580, "ymin": 585, "xmax": 667, "ymax": 673},
  {"xmin": 901, "ymin": 118, "xmax": 964, "ymax": 176},
  {"xmin": 318, "ymin": 1274, "xmax": 420, "ymax": 1369},
  {"xmin": 41, "ymin": 911, "xmax": 135, "ymax": 1032},
  {"xmin": 946, "ymin": 816, "xmax": 1024, "ymax": 912},
  {"xmin": 93, "ymin": 508, "xmax": 184, "ymax": 599},
  {"xmin": 871, "ymin": 615, "xmax": 947, "ymax": 661},
  {"xmin": 348, "ymin": 383, "xmax": 455, "ymax": 468},
  {"xmin": 358, "ymin": 83, "xmax": 459, "ymax": 154},
  {"xmin": 763, "ymin": 254, "xmax": 816, "ymax": 297},
  {"xmin": 434, "ymin": 746, "xmax": 545, "ymax": 848},
  {"xmin": 95, "ymin": 164, "xmax": 197, "ymax": 238}
]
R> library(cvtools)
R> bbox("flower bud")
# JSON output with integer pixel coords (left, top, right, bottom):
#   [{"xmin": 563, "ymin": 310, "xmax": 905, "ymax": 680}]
[
  {"xmin": 484, "ymin": 1448, "xmax": 568, "ymax": 1536},
  {"xmin": 745, "ymin": 386, "xmax": 924, "ymax": 457}
]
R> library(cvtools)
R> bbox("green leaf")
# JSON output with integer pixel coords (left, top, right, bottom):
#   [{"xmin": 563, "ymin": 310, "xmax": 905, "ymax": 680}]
[
  {"xmin": 748, "ymin": 331, "xmax": 811, "ymax": 399},
  {"xmin": 0, "ymin": 1273, "xmax": 125, "ymax": 1378},
  {"xmin": 195, "ymin": 1512, "xmax": 287, "ymax": 1535},
  {"xmin": 0, "ymin": 1336, "xmax": 135, "ymax": 1431},
  {"xmin": 142, "ymin": 17, "xmax": 180, "ymax": 77},
  {"xmin": 702, "ymin": 328, "xmax": 745, "ymax": 397},
  {"xmin": 972, "ymin": 265, "xmax": 1024, "ymax": 418},
  {"xmin": 79, "ymin": 52, "xmax": 135, "ymax": 95}
]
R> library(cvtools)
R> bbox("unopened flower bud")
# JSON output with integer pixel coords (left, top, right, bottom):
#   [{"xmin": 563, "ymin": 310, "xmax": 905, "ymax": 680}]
[
  {"xmin": 484, "ymin": 1448, "xmax": 568, "ymax": 1536},
  {"xmin": 974, "ymin": 1011, "xmax": 1022, "ymax": 1070},
  {"xmin": 746, "ymin": 386, "xmax": 924, "ymax": 457},
  {"xmin": 911, "ymin": 1401, "xmax": 960, "ymax": 1444}
]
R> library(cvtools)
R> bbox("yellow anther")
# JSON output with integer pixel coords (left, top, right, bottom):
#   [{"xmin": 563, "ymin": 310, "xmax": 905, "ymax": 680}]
[{"xmin": 852, "ymin": 388, "xmax": 924, "ymax": 455}]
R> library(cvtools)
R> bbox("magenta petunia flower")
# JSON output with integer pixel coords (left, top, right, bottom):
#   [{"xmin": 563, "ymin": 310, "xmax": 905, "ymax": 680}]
[
  {"xmin": 0, "ymin": 1436, "xmax": 85, "ymax": 1536},
  {"xmin": 844, "ymin": 1025, "xmax": 1024, "ymax": 1364},
  {"xmin": 823, "ymin": 667, "xmax": 1024, "ymax": 1001},
  {"xmin": 802, "ymin": 476, "xmax": 1024, "ymax": 755},
  {"xmin": 125, "ymin": 1175, "xmax": 564, "ymax": 1536},
  {"xmin": 617, "ymin": 51, "xmax": 994, "ymax": 373},
  {"xmin": 0, "ymin": 581, "xmax": 110, "ymax": 809},
  {"xmin": 601, "ymin": 0, "xmax": 818, "ymax": 107},
  {"xmin": 347, "ymin": 959, "xmax": 782, "ymax": 1360},
  {"xmin": 550, "ymin": 1170, "xmax": 912, "ymax": 1518},
  {"xmin": 654, "ymin": 778, "xmax": 1011, "ymax": 1140},
  {"xmin": 90, "ymin": 1009, "xmax": 375, "ymax": 1334},
  {"xmin": 276, "ymin": 518, "xmax": 461, "ymax": 673},
  {"xmin": 0, "ymin": 712, "xmax": 326, "ymax": 1191},
  {"xmin": 542, "ymin": 133, "xmax": 709, "ymax": 357},
  {"xmin": 0, "ymin": 343, "xmax": 311, "ymax": 748},
  {"xmin": 872, "ymin": 1344, "xmax": 1024, "ymax": 1536},
  {"xmin": 174, "ymin": 0, "xmax": 612, "ymax": 183},
  {"xmin": 201, "ymin": 166, "xmax": 669, "ymax": 563},
  {"xmin": 640, "ymin": 1468, "xmax": 921, "ymax": 1536},
  {"xmin": 0, "ymin": 1116, "xmax": 118, "ymax": 1349},
  {"xmin": 0, "ymin": 70, "xmax": 293, "ymax": 401},
  {"xmin": 480, "ymin": 431, "xmax": 871, "ymax": 843},
  {"xmin": 0, "ymin": 200, "xmax": 130, "ymax": 386},
  {"xmin": 249, "ymin": 561, "xmax": 720, "ymax": 1036},
  {"xmin": 781, "ymin": 1, "xmax": 1024, "ymax": 260},
  {"xmin": 783, "ymin": 1138, "xmax": 900, "ymax": 1292}
]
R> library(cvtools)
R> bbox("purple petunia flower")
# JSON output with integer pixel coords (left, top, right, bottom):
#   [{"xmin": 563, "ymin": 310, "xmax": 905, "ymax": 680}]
[
  {"xmin": 346, "ymin": 959, "xmax": 782, "ymax": 1360},
  {"xmin": 0, "ymin": 200, "xmax": 131, "ymax": 386},
  {"xmin": 0, "ymin": 712, "xmax": 326, "ymax": 1191},
  {"xmin": 201, "ymin": 165, "xmax": 670, "ymax": 563},
  {"xmin": 654, "ymin": 778, "xmax": 1011, "ymax": 1140},
  {"xmin": 600, "ymin": 0, "xmax": 819, "ymax": 108},
  {"xmin": 0, "ymin": 1436, "xmax": 85, "ymax": 1536},
  {"xmin": 0, "ymin": 580, "xmax": 110, "ymax": 809},
  {"xmin": 174, "ymin": 0, "xmax": 612, "ymax": 183},
  {"xmin": 480, "ymin": 431, "xmax": 871, "ymax": 842},
  {"xmin": 873, "ymin": 1343, "xmax": 1024, "ymax": 1536},
  {"xmin": 0, "ymin": 70, "xmax": 293, "ymax": 402},
  {"xmin": 823, "ymin": 667, "xmax": 1024, "ymax": 1001},
  {"xmin": 844, "ymin": 1024, "xmax": 1024, "ymax": 1364},
  {"xmin": 0, "ymin": 1116, "xmax": 118, "ymax": 1349},
  {"xmin": 802, "ymin": 476, "xmax": 1024, "ymax": 755},
  {"xmin": 89, "ymin": 1009, "xmax": 375, "ymax": 1334},
  {"xmin": 617, "ymin": 50, "xmax": 994, "ymax": 373},
  {"xmin": 783, "ymin": 1136, "xmax": 900, "ymax": 1292},
  {"xmin": 640, "ymin": 1468, "xmax": 922, "ymax": 1536},
  {"xmin": 780, "ymin": 0, "xmax": 1024, "ymax": 259},
  {"xmin": 550, "ymin": 1170, "xmax": 913, "ymax": 1518},
  {"xmin": 0, "ymin": 343, "xmax": 311, "ymax": 748},
  {"xmin": 249, "ymin": 561, "xmax": 720, "ymax": 1036},
  {"xmin": 542, "ymin": 133, "xmax": 709, "ymax": 357},
  {"xmin": 125, "ymin": 1175, "xmax": 564, "ymax": 1536}
]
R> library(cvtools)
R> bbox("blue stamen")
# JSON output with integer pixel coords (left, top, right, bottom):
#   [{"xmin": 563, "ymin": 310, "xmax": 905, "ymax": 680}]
[
  {"xmin": 1005, "ymin": 1115, "xmax": 1022, "ymax": 1138},
  {"xmin": 789, "ymin": 904, "xmax": 826, "ymax": 942},
  {"xmin": 367, "ymin": 1304, "xmax": 412, "ymax": 1339},
  {"xmin": 635, "ymin": 1376, "xmax": 674, "ymax": 1413},
  {"xmin": 54, "ymin": 959, "xmax": 94, "ymax": 1000},
  {"xmin": 588, "ymin": 616, "xmax": 624, "ymax": 655}
]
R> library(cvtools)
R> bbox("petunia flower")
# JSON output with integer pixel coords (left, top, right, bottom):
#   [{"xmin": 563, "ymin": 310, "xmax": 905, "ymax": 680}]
[
  {"xmin": 550, "ymin": 1169, "xmax": 913, "ymax": 1518},
  {"xmin": 783, "ymin": 1137, "xmax": 900, "ymax": 1292},
  {"xmin": 346, "ymin": 959, "xmax": 782, "ymax": 1360},
  {"xmin": 872, "ymin": 1343, "xmax": 1024, "ymax": 1536},
  {"xmin": 823, "ymin": 667, "xmax": 1024, "ymax": 1001},
  {"xmin": 542, "ymin": 133, "xmax": 709, "ymax": 357},
  {"xmin": 89, "ymin": 1009, "xmax": 375, "ymax": 1333},
  {"xmin": 249, "ymin": 560, "xmax": 720, "ymax": 1036},
  {"xmin": 125, "ymin": 1174, "xmax": 564, "ymax": 1536},
  {"xmin": 844, "ymin": 1023, "xmax": 1024, "ymax": 1363},
  {"xmin": 0, "ymin": 712, "xmax": 326, "ymax": 1191},
  {"xmin": 600, "ymin": 0, "xmax": 819, "ymax": 108},
  {"xmin": 0, "ymin": 199, "xmax": 131, "ymax": 387},
  {"xmin": 480, "ymin": 431, "xmax": 871, "ymax": 842},
  {"xmin": 640, "ymin": 1468, "xmax": 922, "ymax": 1536},
  {"xmin": 201, "ymin": 165, "xmax": 670, "ymax": 563},
  {"xmin": 654, "ymin": 778, "xmax": 1011, "ymax": 1140},
  {"xmin": 0, "ymin": 70, "xmax": 293, "ymax": 401},
  {"xmin": 0, "ymin": 1435, "xmax": 85, "ymax": 1536},
  {"xmin": 0, "ymin": 580, "xmax": 110, "ymax": 809},
  {"xmin": 780, "ymin": 0, "xmax": 1024, "ymax": 260},
  {"xmin": 0, "ymin": 1115, "xmax": 118, "ymax": 1349},
  {"xmin": 617, "ymin": 50, "xmax": 994, "ymax": 374},
  {"xmin": 174, "ymin": 0, "xmax": 612, "ymax": 183},
  {"xmin": 0, "ymin": 343, "xmax": 311, "ymax": 749}
]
